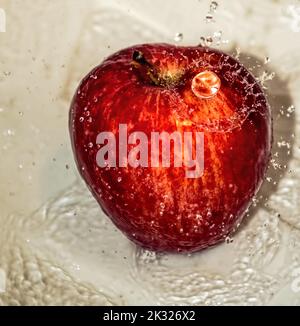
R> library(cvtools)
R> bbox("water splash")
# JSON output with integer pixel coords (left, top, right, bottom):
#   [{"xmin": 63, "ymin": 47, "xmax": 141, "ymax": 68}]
[{"xmin": 174, "ymin": 32, "xmax": 183, "ymax": 42}]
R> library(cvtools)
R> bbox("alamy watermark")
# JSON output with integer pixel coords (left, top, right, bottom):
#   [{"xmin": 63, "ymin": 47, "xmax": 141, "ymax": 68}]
[
  {"xmin": 0, "ymin": 8, "xmax": 6, "ymax": 33},
  {"xmin": 96, "ymin": 124, "xmax": 204, "ymax": 178}
]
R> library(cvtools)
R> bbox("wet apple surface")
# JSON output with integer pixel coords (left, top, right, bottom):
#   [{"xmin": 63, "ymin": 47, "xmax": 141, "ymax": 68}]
[{"xmin": 69, "ymin": 44, "xmax": 272, "ymax": 252}]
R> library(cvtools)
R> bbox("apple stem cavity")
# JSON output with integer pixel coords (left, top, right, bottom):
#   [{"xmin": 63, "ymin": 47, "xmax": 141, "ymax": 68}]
[{"xmin": 132, "ymin": 50, "xmax": 161, "ymax": 86}]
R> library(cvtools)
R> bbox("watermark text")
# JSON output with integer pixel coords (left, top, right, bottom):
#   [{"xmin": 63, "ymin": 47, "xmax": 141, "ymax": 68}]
[{"xmin": 96, "ymin": 124, "xmax": 204, "ymax": 178}]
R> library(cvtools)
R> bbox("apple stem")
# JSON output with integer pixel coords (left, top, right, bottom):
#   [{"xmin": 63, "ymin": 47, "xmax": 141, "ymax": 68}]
[{"xmin": 131, "ymin": 50, "xmax": 161, "ymax": 86}]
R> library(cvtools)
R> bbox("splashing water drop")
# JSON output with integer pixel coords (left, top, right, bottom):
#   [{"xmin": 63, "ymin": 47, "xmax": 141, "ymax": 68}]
[
  {"xmin": 210, "ymin": 1, "xmax": 218, "ymax": 12},
  {"xmin": 174, "ymin": 32, "xmax": 183, "ymax": 42},
  {"xmin": 287, "ymin": 105, "xmax": 295, "ymax": 114},
  {"xmin": 213, "ymin": 31, "xmax": 222, "ymax": 45},
  {"xmin": 205, "ymin": 14, "xmax": 214, "ymax": 23},
  {"xmin": 199, "ymin": 36, "xmax": 213, "ymax": 47},
  {"xmin": 257, "ymin": 71, "xmax": 275, "ymax": 89}
]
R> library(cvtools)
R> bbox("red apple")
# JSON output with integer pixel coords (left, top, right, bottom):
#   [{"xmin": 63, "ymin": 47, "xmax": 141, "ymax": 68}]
[{"xmin": 69, "ymin": 44, "xmax": 272, "ymax": 252}]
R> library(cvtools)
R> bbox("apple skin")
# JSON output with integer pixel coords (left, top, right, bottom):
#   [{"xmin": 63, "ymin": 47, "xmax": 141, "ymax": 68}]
[{"xmin": 69, "ymin": 43, "xmax": 272, "ymax": 253}]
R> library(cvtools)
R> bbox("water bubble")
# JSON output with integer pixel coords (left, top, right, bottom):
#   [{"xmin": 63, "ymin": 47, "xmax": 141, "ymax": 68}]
[
  {"xmin": 174, "ymin": 32, "xmax": 183, "ymax": 42},
  {"xmin": 79, "ymin": 117, "xmax": 84, "ymax": 122},
  {"xmin": 117, "ymin": 177, "xmax": 122, "ymax": 183},
  {"xmin": 88, "ymin": 142, "xmax": 93, "ymax": 148}
]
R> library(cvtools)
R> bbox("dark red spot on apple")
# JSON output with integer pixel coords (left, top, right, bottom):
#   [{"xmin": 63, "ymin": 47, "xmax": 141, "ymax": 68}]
[{"xmin": 69, "ymin": 43, "xmax": 272, "ymax": 253}]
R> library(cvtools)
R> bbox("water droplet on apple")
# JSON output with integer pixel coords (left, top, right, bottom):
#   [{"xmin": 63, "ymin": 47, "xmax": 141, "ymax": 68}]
[{"xmin": 191, "ymin": 70, "xmax": 221, "ymax": 99}]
